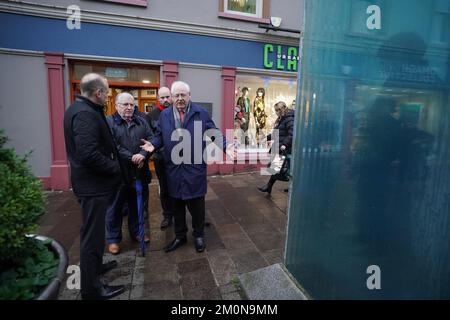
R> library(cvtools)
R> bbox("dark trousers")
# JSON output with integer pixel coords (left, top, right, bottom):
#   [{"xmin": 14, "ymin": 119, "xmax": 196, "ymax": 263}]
[
  {"xmin": 78, "ymin": 194, "xmax": 112, "ymax": 294},
  {"xmin": 106, "ymin": 183, "xmax": 149, "ymax": 244},
  {"xmin": 172, "ymin": 196, "xmax": 205, "ymax": 239},
  {"xmin": 154, "ymin": 157, "xmax": 173, "ymax": 219}
]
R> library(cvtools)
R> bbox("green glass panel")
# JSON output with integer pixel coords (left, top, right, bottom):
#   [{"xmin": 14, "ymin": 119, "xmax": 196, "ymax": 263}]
[{"xmin": 286, "ymin": 0, "xmax": 450, "ymax": 299}]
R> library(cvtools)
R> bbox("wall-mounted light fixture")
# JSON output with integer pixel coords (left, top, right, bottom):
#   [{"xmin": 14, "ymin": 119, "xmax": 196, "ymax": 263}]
[{"xmin": 258, "ymin": 17, "xmax": 302, "ymax": 34}]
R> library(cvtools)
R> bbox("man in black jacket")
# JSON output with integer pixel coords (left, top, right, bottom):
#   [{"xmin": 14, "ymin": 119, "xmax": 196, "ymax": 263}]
[
  {"xmin": 145, "ymin": 87, "xmax": 174, "ymax": 229},
  {"xmin": 105, "ymin": 92, "xmax": 152, "ymax": 254},
  {"xmin": 63, "ymin": 73, "xmax": 125, "ymax": 300}
]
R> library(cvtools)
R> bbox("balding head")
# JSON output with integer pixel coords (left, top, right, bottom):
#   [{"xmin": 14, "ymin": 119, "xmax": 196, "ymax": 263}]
[
  {"xmin": 80, "ymin": 73, "xmax": 109, "ymax": 105},
  {"xmin": 158, "ymin": 86, "xmax": 172, "ymax": 108}
]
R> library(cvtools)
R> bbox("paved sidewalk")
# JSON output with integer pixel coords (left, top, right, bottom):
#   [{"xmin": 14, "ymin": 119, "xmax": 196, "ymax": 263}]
[{"xmin": 38, "ymin": 172, "xmax": 289, "ymax": 300}]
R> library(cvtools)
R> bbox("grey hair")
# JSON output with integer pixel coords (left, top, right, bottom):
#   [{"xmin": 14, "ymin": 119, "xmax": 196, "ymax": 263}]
[
  {"xmin": 171, "ymin": 81, "xmax": 190, "ymax": 94},
  {"xmin": 80, "ymin": 73, "xmax": 107, "ymax": 97},
  {"xmin": 274, "ymin": 101, "xmax": 287, "ymax": 109},
  {"xmin": 115, "ymin": 92, "xmax": 134, "ymax": 104}
]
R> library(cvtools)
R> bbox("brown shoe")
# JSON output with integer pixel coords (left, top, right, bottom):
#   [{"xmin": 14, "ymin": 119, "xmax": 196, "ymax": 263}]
[
  {"xmin": 108, "ymin": 243, "xmax": 120, "ymax": 255},
  {"xmin": 134, "ymin": 235, "xmax": 150, "ymax": 244}
]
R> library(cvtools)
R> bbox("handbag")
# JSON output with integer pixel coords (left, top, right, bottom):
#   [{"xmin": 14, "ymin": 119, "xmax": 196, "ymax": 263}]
[
  {"xmin": 277, "ymin": 156, "xmax": 290, "ymax": 181},
  {"xmin": 268, "ymin": 153, "xmax": 284, "ymax": 173}
]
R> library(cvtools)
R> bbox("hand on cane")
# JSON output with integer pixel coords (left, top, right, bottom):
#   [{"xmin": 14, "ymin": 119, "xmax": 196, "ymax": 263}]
[{"xmin": 132, "ymin": 153, "xmax": 145, "ymax": 169}]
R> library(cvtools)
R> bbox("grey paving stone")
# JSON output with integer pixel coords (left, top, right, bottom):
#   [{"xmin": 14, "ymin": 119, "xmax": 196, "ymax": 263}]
[
  {"xmin": 131, "ymin": 281, "xmax": 182, "ymax": 300},
  {"xmin": 218, "ymin": 283, "xmax": 238, "ymax": 295},
  {"xmin": 238, "ymin": 263, "xmax": 307, "ymax": 300},
  {"xmin": 178, "ymin": 258, "xmax": 210, "ymax": 274},
  {"xmin": 203, "ymin": 223, "xmax": 226, "ymax": 251},
  {"xmin": 43, "ymin": 173, "xmax": 290, "ymax": 301},
  {"xmin": 180, "ymin": 276, "xmax": 221, "ymax": 300},
  {"xmin": 179, "ymin": 259, "xmax": 220, "ymax": 300},
  {"xmin": 206, "ymin": 200, "xmax": 236, "ymax": 226},
  {"xmin": 142, "ymin": 267, "xmax": 179, "ymax": 284},
  {"xmin": 221, "ymin": 291, "xmax": 243, "ymax": 300},
  {"xmin": 229, "ymin": 250, "xmax": 268, "ymax": 274},
  {"xmin": 58, "ymin": 285, "xmax": 80, "ymax": 300},
  {"xmin": 207, "ymin": 249, "xmax": 238, "ymax": 286},
  {"xmin": 261, "ymin": 248, "xmax": 284, "ymax": 265}
]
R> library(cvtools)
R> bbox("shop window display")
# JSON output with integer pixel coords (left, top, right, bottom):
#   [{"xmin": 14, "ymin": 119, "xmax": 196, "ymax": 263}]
[{"xmin": 234, "ymin": 76, "xmax": 297, "ymax": 150}]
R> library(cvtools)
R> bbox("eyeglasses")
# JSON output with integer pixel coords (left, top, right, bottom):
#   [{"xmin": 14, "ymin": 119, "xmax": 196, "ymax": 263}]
[
  {"xmin": 172, "ymin": 92, "xmax": 188, "ymax": 99},
  {"xmin": 119, "ymin": 102, "xmax": 134, "ymax": 108}
]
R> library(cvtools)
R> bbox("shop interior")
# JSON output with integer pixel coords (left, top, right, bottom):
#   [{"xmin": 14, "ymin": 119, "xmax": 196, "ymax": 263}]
[{"xmin": 69, "ymin": 61, "xmax": 160, "ymax": 116}]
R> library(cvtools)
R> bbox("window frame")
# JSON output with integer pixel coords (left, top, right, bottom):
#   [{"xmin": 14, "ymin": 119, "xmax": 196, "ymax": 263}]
[
  {"xmin": 219, "ymin": 0, "xmax": 270, "ymax": 24},
  {"xmin": 430, "ymin": 0, "xmax": 450, "ymax": 46}
]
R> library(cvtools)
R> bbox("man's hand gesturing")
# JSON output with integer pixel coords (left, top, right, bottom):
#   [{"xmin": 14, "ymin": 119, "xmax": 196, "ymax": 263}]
[{"xmin": 140, "ymin": 139, "xmax": 155, "ymax": 153}]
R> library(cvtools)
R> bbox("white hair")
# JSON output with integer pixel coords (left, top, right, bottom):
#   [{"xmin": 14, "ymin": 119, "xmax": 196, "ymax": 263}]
[
  {"xmin": 115, "ymin": 92, "xmax": 134, "ymax": 104},
  {"xmin": 171, "ymin": 81, "xmax": 190, "ymax": 94}
]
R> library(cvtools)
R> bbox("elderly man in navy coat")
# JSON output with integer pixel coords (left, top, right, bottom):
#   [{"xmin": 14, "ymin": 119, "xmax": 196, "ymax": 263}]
[{"xmin": 141, "ymin": 81, "xmax": 227, "ymax": 253}]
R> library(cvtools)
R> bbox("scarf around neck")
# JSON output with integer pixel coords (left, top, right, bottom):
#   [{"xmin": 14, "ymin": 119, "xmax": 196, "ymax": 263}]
[{"xmin": 173, "ymin": 102, "xmax": 191, "ymax": 129}]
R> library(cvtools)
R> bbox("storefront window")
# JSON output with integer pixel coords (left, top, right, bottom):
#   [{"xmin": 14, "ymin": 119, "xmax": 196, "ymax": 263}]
[
  {"xmin": 72, "ymin": 63, "xmax": 159, "ymax": 84},
  {"xmin": 286, "ymin": 0, "xmax": 450, "ymax": 299},
  {"xmin": 224, "ymin": 0, "xmax": 262, "ymax": 18},
  {"xmin": 219, "ymin": 0, "xmax": 269, "ymax": 22},
  {"xmin": 70, "ymin": 62, "xmax": 159, "ymax": 115},
  {"xmin": 233, "ymin": 75, "xmax": 296, "ymax": 150}
]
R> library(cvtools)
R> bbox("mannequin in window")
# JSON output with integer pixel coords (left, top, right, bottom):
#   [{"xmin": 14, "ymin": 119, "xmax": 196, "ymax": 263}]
[
  {"xmin": 236, "ymin": 87, "xmax": 250, "ymax": 132},
  {"xmin": 253, "ymin": 87, "xmax": 268, "ymax": 145}
]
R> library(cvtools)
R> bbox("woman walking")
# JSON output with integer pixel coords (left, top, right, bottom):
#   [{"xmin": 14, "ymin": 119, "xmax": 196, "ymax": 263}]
[{"xmin": 258, "ymin": 101, "xmax": 295, "ymax": 194}]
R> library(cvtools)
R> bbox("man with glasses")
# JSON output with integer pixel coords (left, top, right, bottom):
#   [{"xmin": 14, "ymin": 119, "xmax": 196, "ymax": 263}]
[
  {"xmin": 145, "ymin": 87, "xmax": 174, "ymax": 229},
  {"xmin": 63, "ymin": 73, "xmax": 125, "ymax": 300},
  {"xmin": 105, "ymin": 92, "xmax": 152, "ymax": 255}
]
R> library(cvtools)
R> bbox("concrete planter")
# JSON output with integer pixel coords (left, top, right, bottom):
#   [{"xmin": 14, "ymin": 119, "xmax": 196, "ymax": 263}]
[{"xmin": 31, "ymin": 235, "xmax": 68, "ymax": 300}]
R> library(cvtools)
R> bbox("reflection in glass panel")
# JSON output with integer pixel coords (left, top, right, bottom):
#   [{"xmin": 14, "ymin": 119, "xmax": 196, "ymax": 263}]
[{"xmin": 286, "ymin": 0, "xmax": 450, "ymax": 299}]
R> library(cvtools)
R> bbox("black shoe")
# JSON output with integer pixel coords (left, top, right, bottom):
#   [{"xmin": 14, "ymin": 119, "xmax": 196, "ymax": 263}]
[
  {"xmin": 99, "ymin": 260, "xmax": 118, "ymax": 275},
  {"xmin": 160, "ymin": 217, "xmax": 173, "ymax": 230},
  {"xmin": 194, "ymin": 237, "xmax": 205, "ymax": 253},
  {"xmin": 81, "ymin": 284, "xmax": 125, "ymax": 300},
  {"xmin": 164, "ymin": 237, "xmax": 187, "ymax": 252},
  {"xmin": 258, "ymin": 184, "xmax": 272, "ymax": 194}
]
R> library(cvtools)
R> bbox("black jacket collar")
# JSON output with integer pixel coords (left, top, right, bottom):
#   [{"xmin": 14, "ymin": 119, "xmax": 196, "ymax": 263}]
[
  {"xmin": 112, "ymin": 111, "xmax": 139, "ymax": 125},
  {"xmin": 76, "ymin": 95, "xmax": 104, "ymax": 112}
]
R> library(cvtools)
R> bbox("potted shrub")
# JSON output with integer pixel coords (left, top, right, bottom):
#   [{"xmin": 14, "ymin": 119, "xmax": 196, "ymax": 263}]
[{"xmin": 0, "ymin": 130, "xmax": 68, "ymax": 300}]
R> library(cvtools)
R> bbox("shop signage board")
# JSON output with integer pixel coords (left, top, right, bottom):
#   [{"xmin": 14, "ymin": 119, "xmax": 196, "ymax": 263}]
[
  {"xmin": 263, "ymin": 44, "xmax": 300, "ymax": 72},
  {"xmin": 105, "ymin": 67, "xmax": 128, "ymax": 78}
]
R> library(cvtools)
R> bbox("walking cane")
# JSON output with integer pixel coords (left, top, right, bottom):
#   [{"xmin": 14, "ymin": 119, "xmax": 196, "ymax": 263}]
[{"xmin": 134, "ymin": 170, "xmax": 147, "ymax": 257}]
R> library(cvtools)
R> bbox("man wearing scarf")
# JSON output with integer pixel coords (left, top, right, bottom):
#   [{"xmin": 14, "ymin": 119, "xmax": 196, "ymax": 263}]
[{"xmin": 141, "ymin": 81, "xmax": 227, "ymax": 253}]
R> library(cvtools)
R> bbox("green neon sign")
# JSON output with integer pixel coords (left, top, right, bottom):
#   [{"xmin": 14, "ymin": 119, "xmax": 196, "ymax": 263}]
[{"xmin": 263, "ymin": 44, "xmax": 300, "ymax": 71}]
